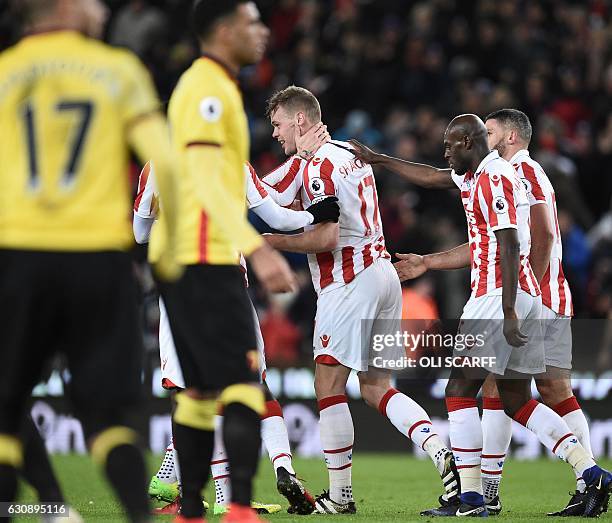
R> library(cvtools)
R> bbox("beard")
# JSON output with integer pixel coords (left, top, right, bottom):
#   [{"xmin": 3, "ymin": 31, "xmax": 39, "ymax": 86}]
[{"xmin": 491, "ymin": 138, "xmax": 507, "ymax": 159}]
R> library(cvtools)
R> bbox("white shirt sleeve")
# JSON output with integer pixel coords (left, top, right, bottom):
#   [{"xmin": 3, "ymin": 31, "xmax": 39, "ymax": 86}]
[
  {"xmin": 252, "ymin": 196, "xmax": 313, "ymax": 231},
  {"xmin": 245, "ymin": 163, "xmax": 269, "ymax": 209},
  {"xmin": 133, "ymin": 213, "xmax": 155, "ymax": 244},
  {"xmin": 133, "ymin": 162, "xmax": 158, "ymax": 243},
  {"xmin": 134, "ymin": 161, "xmax": 159, "ymax": 218},
  {"xmin": 261, "ymin": 156, "xmax": 305, "ymax": 207}
]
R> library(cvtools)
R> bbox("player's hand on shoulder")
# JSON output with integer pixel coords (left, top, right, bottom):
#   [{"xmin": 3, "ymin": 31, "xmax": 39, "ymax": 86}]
[
  {"xmin": 249, "ymin": 243, "xmax": 297, "ymax": 293},
  {"xmin": 307, "ymin": 196, "xmax": 340, "ymax": 224},
  {"xmin": 394, "ymin": 253, "xmax": 427, "ymax": 282},
  {"xmin": 348, "ymin": 139, "xmax": 382, "ymax": 165},
  {"xmin": 502, "ymin": 310, "xmax": 528, "ymax": 347},
  {"xmin": 153, "ymin": 252, "xmax": 185, "ymax": 282},
  {"xmin": 296, "ymin": 121, "xmax": 330, "ymax": 160}
]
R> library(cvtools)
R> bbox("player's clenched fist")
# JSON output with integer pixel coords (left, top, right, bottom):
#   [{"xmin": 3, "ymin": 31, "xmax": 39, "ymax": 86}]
[
  {"xmin": 394, "ymin": 253, "xmax": 427, "ymax": 282},
  {"xmin": 307, "ymin": 196, "xmax": 340, "ymax": 224},
  {"xmin": 249, "ymin": 243, "xmax": 297, "ymax": 293}
]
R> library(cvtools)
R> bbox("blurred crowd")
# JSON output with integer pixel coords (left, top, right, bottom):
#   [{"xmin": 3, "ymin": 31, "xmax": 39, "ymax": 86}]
[
  {"xmin": 4, "ymin": 0, "xmax": 610, "ymax": 366},
  {"xmin": 114, "ymin": 0, "xmax": 612, "ymax": 366}
]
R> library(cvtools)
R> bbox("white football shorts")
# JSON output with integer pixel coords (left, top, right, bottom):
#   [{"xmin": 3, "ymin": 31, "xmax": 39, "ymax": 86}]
[
  {"xmin": 313, "ymin": 258, "xmax": 404, "ymax": 372},
  {"xmin": 457, "ymin": 291, "xmax": 544, "ymax": 375}
]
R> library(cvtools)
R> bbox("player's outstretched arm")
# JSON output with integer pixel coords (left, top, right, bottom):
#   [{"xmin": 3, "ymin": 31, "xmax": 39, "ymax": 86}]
[
  {"xmin": 496, "ymin": 228, "xmax": 528, "ymax": 347},
  {"xmin": 394, "ymin": 243, "xmax": 470, "ymax": 282},
  {"xmin": 528, "ymin": 203, "xmax": 554, "ymax": 283},
  {"xmin": 349, "ymin": 139, "xmax": 455, "ymax": 189},
  {"xmin": 264, "ymin": 222, "xmax": 339, "ymax": 254}
]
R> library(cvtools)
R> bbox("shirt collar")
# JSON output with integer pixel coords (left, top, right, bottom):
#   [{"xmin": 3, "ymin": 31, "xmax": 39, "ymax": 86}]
[
  {"xmin": 475, "ymin": 150, "xmax": 500, "ymax": 176},
  {"xmin": 22, "ymin": 28, "xmax": 81, "ymax": 40},
  {"xmin": 509, "ymin": 149, "xmax": 530, "ymax": 165},
  {"xmin": 200, "ymin": 53, "xmax": 238, "ymax": 84}
]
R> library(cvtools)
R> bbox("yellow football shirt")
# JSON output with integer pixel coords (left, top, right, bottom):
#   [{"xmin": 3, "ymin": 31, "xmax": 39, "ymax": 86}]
[
  {"xmin": 0, "ymin": 30, "xmax": 159, "ymax": 251},
  {"xmin": 149, "ymin": 55, "xmax": 262, "ymax": 265}
]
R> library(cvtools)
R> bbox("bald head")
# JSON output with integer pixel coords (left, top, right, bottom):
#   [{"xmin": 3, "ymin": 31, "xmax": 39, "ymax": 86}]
[
  {"xmin": 443, "ymin": 114, "xmax": 490, "ymax": 176},
  {"xmin": 445, "ymin": 114, "xmax": 488, "ymax": 145},
  {"xmin": 15, "ymin": 0, "xmax": 108, "ymax": 39}
]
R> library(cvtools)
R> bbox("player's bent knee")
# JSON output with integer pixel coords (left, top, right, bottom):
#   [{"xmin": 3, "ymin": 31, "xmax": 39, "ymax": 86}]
[
  {"xmin": 0, "ymin": 434, "xmax": 23, "ymax": 468},
  {"xmin": 219, "ymin": 383, "xmax": 265, "ymax": 417},
  {"xmin": 174, "ymin": 392, "xmax": 217, "ymax": 431},
  {"xmin": 90, "ymin": 426, "xmax": 138, "ymax": 466}
]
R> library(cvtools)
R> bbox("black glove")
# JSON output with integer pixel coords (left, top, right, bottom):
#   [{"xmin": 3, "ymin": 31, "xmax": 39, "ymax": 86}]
[{"xmin": 307, "ymin": 196, "xmax": 340, "ymax": 224}]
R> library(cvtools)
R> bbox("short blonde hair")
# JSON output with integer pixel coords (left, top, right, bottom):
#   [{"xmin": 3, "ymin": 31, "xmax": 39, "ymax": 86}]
[{"xmin": 266, "ymin": 85, "xmax": 321, "ymax": 123}]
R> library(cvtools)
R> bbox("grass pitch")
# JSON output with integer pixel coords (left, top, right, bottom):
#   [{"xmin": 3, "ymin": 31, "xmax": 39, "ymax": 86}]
[{"xmin": 16, "ymin": 453, "xmax": 612, "ymax": 522}]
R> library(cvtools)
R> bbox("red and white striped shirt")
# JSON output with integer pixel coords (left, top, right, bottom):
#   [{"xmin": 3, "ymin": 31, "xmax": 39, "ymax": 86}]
[
  {"xmin": 510, "ymin": 149, "xmax": 572, "ymax": 316},
  {"xmin": 451, "ymin": 150, "xmax": 540, "ymax": 299},
  {"xmin": 262, "ymin": 140, "xmax": 390, "ymax": 294}
]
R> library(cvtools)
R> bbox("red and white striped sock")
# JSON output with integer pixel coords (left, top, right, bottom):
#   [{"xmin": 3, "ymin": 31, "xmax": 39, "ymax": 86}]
[
  {"xmin": 446, "ymin": 397, "xmax": 482, "ymax": 495},
  {"xmin": 155, "ymin": 439, "xmax": 178, "ymax": 483},
  {"xmin": 514, "ymin": 400, "xmax": 595, "ymax": 477},
  {"xmin": 379, "ymin": 388, "xmax": 449, "ymax": 474},
  {"xmin": 210, "ymin": 416, "xmax": 231, "ymax": 506},
  {"xmin": 319, "ymin": 394, "xmax": 354, "ymax": 505},
  {"xmin": 481, "ymin": 397, "xmax": 511, "ymax": 503},
  {"xmin": 553, "ymin": 396, "xmax": 592, "ymax": 493},
  {"xmin": 261, "ymin": 400, "xmax": 295, "ymax": 477}
]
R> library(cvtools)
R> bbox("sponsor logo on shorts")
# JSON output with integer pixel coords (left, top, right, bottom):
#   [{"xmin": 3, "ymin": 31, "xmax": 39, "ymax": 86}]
[{"xmin": 320, "ymin": 334, "xmax": 331, "ymax": 348}]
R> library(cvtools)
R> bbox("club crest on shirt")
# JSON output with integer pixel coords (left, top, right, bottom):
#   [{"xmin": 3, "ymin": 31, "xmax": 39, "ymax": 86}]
[
  {"xmin": 494, "ymin": 196, "xmax": 508, "ymax": 214},
  {"xmin": 199, "ymin": 96, "xmax": 223, "ymax": 122}
]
